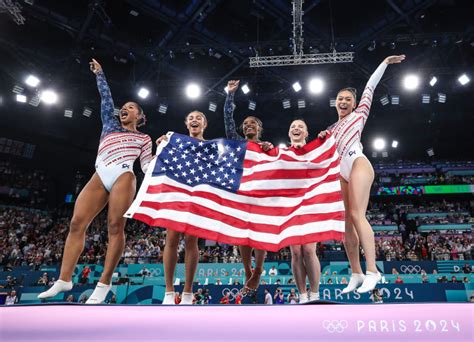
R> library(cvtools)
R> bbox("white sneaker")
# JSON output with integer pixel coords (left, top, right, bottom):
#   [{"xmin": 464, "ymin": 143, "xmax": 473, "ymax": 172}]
[
  {"xmin": 85, "ymin": 282, "xmax": 112, "ymax": 304},
  {"xmin": 162, "ymin": 292, "xmax": 176, "ymax": 305},
  {"xmin": 37, "ymin": 279, "xmax": 73, "ymax": 299},
  {"xmin": 179, "ymin": 292, "xmax": 194, "ymax": 305},
  {"xmin": 341, "ymin": 273, "xmax": 365, "ymax": 294},
  {"xmin": 357, "ymin": 271, "xmax": 382, "ymax": 293},
  {"xmin": 309, "ymin": 291, "xmax": 320, "ymax": 301},
  {"xmin": 299, "ymin": 292, "xmax": 309, "ymax": 304}
]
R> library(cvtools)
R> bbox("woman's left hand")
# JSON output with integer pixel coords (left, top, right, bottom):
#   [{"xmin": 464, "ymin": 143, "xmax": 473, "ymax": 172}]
[
  {"xmin": 384, "ymin": 55, "xmax": 406, "ymax": 64},
  {"xmin": 259, "ymin": 141, "xmax": 274, "ymax": 152}
]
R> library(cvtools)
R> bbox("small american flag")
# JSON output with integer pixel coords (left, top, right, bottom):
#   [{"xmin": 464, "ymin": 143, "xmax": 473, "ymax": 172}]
[{"xmin": 125, "ymin": 132, "xmax": 345, "ymax": 251}]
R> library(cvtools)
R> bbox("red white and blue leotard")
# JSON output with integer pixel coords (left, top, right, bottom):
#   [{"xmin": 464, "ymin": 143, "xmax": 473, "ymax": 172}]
[
  {"xmin": 329, "ymin": 62, "xmax": 387, "ymax": 181},
  {"xmin": 94, "ymin": 71, "xmax": 152, "ymax": 191}
]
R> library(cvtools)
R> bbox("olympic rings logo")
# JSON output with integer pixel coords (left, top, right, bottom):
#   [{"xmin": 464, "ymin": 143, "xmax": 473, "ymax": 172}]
[
  {"xmin": 400, "ymin": 265, "xmax": 421, "ymax": 274},
  {"xmin": 322, "ymin": 320, "xmax": 348, "ymax": 333},
  {"xmin": 222, "ymin": 287, "xmax": 241, "ymax": 301}
]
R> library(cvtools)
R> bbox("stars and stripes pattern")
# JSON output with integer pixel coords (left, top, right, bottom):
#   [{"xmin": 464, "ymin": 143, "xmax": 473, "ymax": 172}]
[
  {"xmin": 95, "ymin": 71, "xmax": 152, "ymax": 173},
  {"xmin": 126, "ymin": 132, "xmax": 345, "ymax": 251}
]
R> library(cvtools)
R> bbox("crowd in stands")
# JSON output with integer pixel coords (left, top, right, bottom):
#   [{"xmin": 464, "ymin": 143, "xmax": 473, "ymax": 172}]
[
  {"xmin": 0, "ymin": 159, "xmax": 473, "ymax": 269},
  {"xmin": 0, "ymin": 161, "xmax": 49, "ymax": 208}
]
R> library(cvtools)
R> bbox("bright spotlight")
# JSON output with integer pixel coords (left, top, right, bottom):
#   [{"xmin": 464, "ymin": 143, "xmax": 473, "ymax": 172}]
[
  {"xmin": 392, "ymin": 140, "xmax": 399, "ymax": 148},
  {"xmin": 241, "ymin": 84, "xmax": 250, "ymax": 94},
  {"xmin": 403, "ymin": 74, "xmax": 420, "ymax": 90},
  {"xmin": 138, "ymin": 87, "xmax": 150, "ymax": 99},
  {"xmin": 458, "ymin": 74, "xmax": 470, "ymax": 86},
  {"xmin": 308, "ymin": 78, "xmax": 324, "ymax": 94},
  {"xmin": 429, "ymin": 76, "xmax": 437, "ymax": 87},
  {"xmin": 25, "ymin": 75, "xmax": 40, "ymax": 87},
  {"xmin": 186, "ymin": 83, "xmax": 201, "ymax": 99},
  {"xmin": 292, "ymin": 82, "xmax": 302, "ymax": 92},
  {"xmin": 40, "ymin": 90, "xmax": 58, "ymax": 104},
  {"xmin": 373, "ymin": 138, "xmax": 386, "ymax": 151},
  {"xmin": 16, "ymin": 94, "xmax": 27, "ymax": 103},
  {"xmin": 278, "ymin": 143, "xmax": 286, "ymax": 148}
]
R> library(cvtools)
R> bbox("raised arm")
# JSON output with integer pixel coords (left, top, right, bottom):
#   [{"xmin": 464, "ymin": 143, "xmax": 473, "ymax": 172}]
[
  {"xmin": 223, "ymin": 80, "xmax": 242, "ymax": 140},
  {"xmin": 90, "ymin": 58, "xmax": 117, "ymax": 128},
  {"xmin": 355, "ymin": 55, "xmax": 406, "ymax": 118}
]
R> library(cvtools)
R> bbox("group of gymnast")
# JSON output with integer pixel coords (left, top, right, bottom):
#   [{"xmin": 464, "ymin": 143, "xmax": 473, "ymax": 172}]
[{"xmin": 38, "ymin": 54, "xmax": 406, "ymax": 304}]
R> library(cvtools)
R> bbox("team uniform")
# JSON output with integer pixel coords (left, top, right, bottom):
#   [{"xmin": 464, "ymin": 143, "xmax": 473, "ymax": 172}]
[
  {"xmin": 329, "ymin": 62, "xmax": 388, "ymax": 181},
  {"xmin": 95, "ymin": 71, "xmax": 152, "ymax": 191}
]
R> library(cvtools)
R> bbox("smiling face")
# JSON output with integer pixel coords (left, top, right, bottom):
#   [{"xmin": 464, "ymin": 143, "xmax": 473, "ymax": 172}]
[
  {"xmin": 335, "ymin": 90, "xmax": 356, "ymax": 119},
  {"xmin": 185, "ymin": 111, "xmax": 207, "ymax": 137},
  {"xmin": 120, "ymin": 102, "xmax": 143, "ymax": 126},
  {"xmin": 288, "ymin": 119, "xmax": 308, "ymax": 146},
  {"xmin": 242, "ymin": 116, "xmax": 262, "ymax": 141}
]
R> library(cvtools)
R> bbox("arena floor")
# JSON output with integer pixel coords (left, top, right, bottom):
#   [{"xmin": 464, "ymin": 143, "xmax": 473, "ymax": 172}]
[{"xmin": 1, "ymin": 303, "xmax": 472, "ymax": 341}]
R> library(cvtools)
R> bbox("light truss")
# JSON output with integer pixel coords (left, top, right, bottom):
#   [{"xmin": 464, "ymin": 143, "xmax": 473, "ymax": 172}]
[
  {"xmin": 250, "ymin": 52, "xmax": 353, "ymax": 67},
  {"xmin": 0, "ymin": 0, "xmax": 25, "ymax": 25},
  {"xmin": 250, "ymin": 0, "xmax": 353, "ymax": 68}
]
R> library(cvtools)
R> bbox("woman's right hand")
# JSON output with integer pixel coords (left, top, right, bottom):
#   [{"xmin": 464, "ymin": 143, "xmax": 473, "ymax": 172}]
[
  {"xmin": 155, "ymin": 135, "xmax": 168, "ymax": 145},
  {"xmin": 384, "ymin": 55, "xmax": 406, "ymax": 64},
  {"xmin": 318, "ymin": 130, "xmax": 330, "ymax": 139},
  {"xmin": 89, "ymin": 58, "xmax": 102, "ymax": 74},
  {"xmin": 227, "ymin": 80, "xmax": 240, "ymax": 93}
]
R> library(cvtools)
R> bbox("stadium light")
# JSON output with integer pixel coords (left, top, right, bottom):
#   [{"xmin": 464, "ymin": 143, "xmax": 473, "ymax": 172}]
[
  {"xmin": 403, "ymin": 74, "xmax": 420, "ymax": 90},
  {"xmin": 25, "ymin": 75, "xmax": 40, "ymax": 87},
  {"xmin": 373, "ymin": 138, "xmax": 386, "ymax": 151},
  {"xmin": 278, "ymin": 143, "xmax": 286, "ymax": 148},
  {"xmin": 40, "ymin": 90, "xmax": 58, "ymax": 104},
  {"xmin": 186, "ymin": 83, "xmax": 201, "ymax": 99},
  {"xmin": 392, "ymin": 140, "xmax": 399, "ymax": 148},
  {"xmin": 308, "ymin": 78, "xmax": 324, "ymax": 94},
  {"xmin": 429, "ymin": 76, "xmax": 437, "ymax": 87},
  {"xmin": 16, "ymin": 94, "xmax": 27, "ymax": 103},
  {"xmin": 458, "ymin": 74, "xmax": 470, "ymax": 86},
  {"xmin": 292, "ymin": 82, "xmax": 302, "ymax": 92},
  {"xmin": 138, "ymin": 87, "xmax": 150, "ymax": 99},
  {"xmin": 241, "ymin": 84, "xmax": 250, "ymax": 94}
]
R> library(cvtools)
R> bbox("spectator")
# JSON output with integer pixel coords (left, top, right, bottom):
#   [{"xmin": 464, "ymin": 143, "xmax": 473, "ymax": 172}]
[
  {"xmin": 79, "ymin": 295, "xmax": 88, "ymax": 303},
  {"xmin": 174, "ymin": 292, "xmax": 181, "ymax": 304},
  {"xmin": 234, "ymin": 292, "xmax": 242, "ymax": 305},
  {"xmin": 203, "ymin": 289, "xmax": 212, "ymax": 304},
  {"xmin": 370, "ymin": 289, "xmax": 383, "ymax": 304},
  {"xmin": 275, "ymin": 279, "xmax": 281, "ymax": 285},
  {"xmin": 422, "ymin": 275, "xmax": 429, "ymax": 283},
  {"xmin": 462, "ymin": 263, "xmax": 472, "ymax": 274},
  {"xmin": 194, "ymin": 288, "xmax": 204, "ymax": 305},
  {"xmin": 391, "ymin": 268, "xmax": 399, "ymax": 275},
  {"xmin": 215, "ymin": 278, "xmax": 223, "ymax": 285},
  {"xmin": 5, "ymin": 290, "xmax": 18, "ymax": 305},
  {"xmin": 220, "ymin": 291, "xmax": 230, "ymax": 304},
  {"xmin": 274, "ymin": 288, "xmax": 284, "ymax": 305},
  {"xmin": 264, "ymin": 289, "xmax": 273, "ymax": 305},
  {"xmin": 287, "ymin": 288, "xmax": 298, "ymax": 304},
  {"xmin": 138, "ymin": 266, "xmax": 151, "ymax": 277},
  {"xmin": 107, "ymin": 294, "xmax": 117, "ymax": 304},
  {"xmin": 268, "ymin": 266, "xmax": 278, "ymax": 277},
  {"xmin": 340, "ymin": 277, "xmax": 348, "ymax": 285},
  {"xmin": 37, "ymin": 272, "xmax": 49, "ymax": 286},
  {"xmin": 451, "ymin": 276, "xmax": 458, "ymax": 283},
  {"xmin": 66, "ymin": 294, "xmax": 74, "ymax": 303},
  {"xmin": 327, "ymin": 278, "xmax": 333, "ymax": 284},
  {"xmin": 463, "ymin": 277, "xmax": 469, "ymax": 283},
  {"xmin": 79, "ymin": 266, "xmax": 91, "ymax": 285},
  {"xmin": 394, "ymin": 276, "xmax": 404, "ymax": 284}
]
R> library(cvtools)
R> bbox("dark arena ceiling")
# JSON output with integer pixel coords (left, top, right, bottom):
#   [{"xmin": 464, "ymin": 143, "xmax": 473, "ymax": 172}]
[{"xmin": 0, "ymin": 0, "xmax": 473, "ymax": 174}]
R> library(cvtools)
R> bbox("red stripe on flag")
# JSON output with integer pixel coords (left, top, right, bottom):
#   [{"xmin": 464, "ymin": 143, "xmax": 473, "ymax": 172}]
[
  {"xmin": 132, "ymin": 214, "xmax": 344, "ymax": 252},
  {"xmin": 145, "ymin": 182, "xmax": 343, "ymax": 215},
  {"xmin": 139, "ymin": 199, "xmax": 344, "ymax": 233}
]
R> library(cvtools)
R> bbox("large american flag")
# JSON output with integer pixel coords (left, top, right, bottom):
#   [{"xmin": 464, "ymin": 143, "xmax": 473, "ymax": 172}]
[{"xmin": 125, "ymin": 132, "xmax": 345, "ymax": 251}]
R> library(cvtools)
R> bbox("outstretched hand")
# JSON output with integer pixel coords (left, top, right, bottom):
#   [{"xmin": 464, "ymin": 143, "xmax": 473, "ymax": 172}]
[
  {"xmin": 89, "ymin": 58, "xmax": 102, "ymax": 74},
  {"xmin": 318, "ymin": 130, "xmax": 330, "ymax": 139},
  {"xmin": 259, "ymin": 141, "xmax": 274, "ymax": 152},
  {"xmin": 384, "ymin": 55, "xmax": 406, "ymax": 64},
  {"xmin": 155, "ymin": 135, "xmax": 168, "ymax": 145},
  {"xmin": 227, "ymin": 80, "xmax": 240, "ymax": 93}
]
